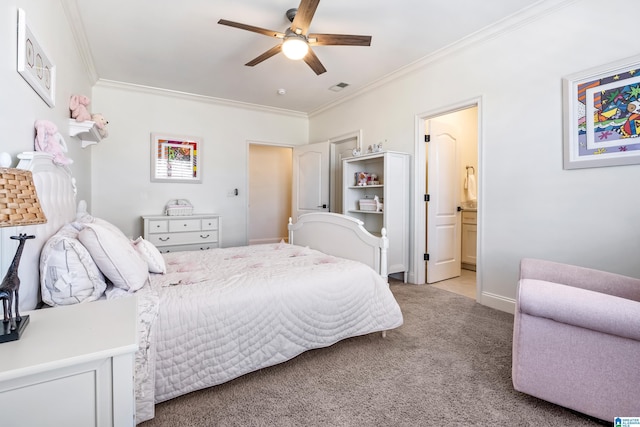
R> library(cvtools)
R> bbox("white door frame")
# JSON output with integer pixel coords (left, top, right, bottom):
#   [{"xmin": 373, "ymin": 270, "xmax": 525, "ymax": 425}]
[
  {"xmin": 412, "ymin": 97, "xmax": 483, "ymax": 297},
  {"xmin": 328, "ymin": 129, "xmax": 362, "ymax": 213}
]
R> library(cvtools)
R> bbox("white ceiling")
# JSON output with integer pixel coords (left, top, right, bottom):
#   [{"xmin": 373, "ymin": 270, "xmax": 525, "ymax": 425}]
[{"xmin": 66, "ymin": 0, "xmax": 542, "ymax": 114}]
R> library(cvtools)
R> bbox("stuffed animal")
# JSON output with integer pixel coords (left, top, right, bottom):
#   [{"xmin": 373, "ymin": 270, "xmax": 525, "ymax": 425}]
[
  {"xmin": 357, "ymin": 172, "xmax": 368, "ymax": 186},
  {"xmin": 91, "ymin": 113, "xmax": 109, "ymax": 138},
  {"xmin": 34, "ymin": 120, "xmax": 73, "ymax": 165},
  {"xmin": 69, "ymin": 94, "xmax": 91, "ymax": 122}
]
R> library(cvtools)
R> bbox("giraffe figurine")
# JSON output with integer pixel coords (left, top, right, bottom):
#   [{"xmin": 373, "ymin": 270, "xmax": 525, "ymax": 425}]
[{"xmin": 0, "ymin": 234, "xmax": 35, "ymax": 329}]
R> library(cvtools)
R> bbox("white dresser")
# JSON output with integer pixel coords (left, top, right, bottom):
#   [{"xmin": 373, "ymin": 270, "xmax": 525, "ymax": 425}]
[
  {"xmin": 143, "ymin": 214, "xmax": 221, "ymax": 253},
  {"xmin": 0, "ymin": 297, "xmax": 138, "ymax": 427}
]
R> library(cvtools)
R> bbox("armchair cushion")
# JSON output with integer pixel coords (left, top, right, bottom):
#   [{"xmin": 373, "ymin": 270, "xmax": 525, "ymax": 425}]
[{"xmin": 519, "ymin": 279, "xmax": 640, "ymax": 341}]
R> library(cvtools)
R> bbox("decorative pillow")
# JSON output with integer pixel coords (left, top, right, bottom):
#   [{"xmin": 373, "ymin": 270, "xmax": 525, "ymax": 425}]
[
  {"xmin": 78, "ymin": 222, "xmax": 149, "ymax": 292},
  {"xmin": 133, "ymin": 236, "xmax": 166, "ymax": 274},
  {"xmin": 40, "ymin": 224, "xmax": 107, "ymax": 306}
]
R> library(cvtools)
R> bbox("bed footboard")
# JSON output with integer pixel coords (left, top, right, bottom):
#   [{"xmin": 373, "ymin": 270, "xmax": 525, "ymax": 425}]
[{"xmin": 288, "ymin": 213, "xmax": 388, "ymax": 278}]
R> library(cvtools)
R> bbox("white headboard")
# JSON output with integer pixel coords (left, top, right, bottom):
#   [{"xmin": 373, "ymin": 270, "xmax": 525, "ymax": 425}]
[{"xmin": 0, "ymin": 152, "xmax": 77, "ymax": 311}]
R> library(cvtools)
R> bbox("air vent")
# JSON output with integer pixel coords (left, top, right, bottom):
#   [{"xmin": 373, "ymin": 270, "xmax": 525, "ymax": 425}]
[{"xmin": 329, "ymin": 82, "xmax": 350, "ymax": 92}]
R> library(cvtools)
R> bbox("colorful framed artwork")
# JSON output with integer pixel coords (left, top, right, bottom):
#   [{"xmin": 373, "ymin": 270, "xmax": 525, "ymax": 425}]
[
  {"xmin": 151, "ymin": 133, "xmax": 202, "ymax": 183},
  {"xmin": 17, "ymin": 8, "xmax": 56, "ymax": 108},
  {"xmin": 563, "ymin": 55, "xmax": 640, "ymax": 169}
]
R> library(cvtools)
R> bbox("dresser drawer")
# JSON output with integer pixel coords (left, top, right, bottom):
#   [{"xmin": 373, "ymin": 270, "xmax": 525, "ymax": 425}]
[
  {"xmin": 147, "ymin": 230, "xmax": 219, "ymax": 247},
  {"xmin": 157, "ymin": 243, "xmax": 218, "ymax": 253},
  {"xmin": 201, "ymin": 218, "xmax": 219, "ymax": 230},
  {"xmin": 168, "ymin": 218, "xmax": 201, "ymax": 232},
  {"xmin": 148, "ymin": 220, "xmax": 168, "ymax": 233}
]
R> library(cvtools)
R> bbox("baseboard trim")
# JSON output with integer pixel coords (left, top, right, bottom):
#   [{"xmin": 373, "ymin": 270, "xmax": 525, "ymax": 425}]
[
  {"xmin": 479, "ymin": 292, "xmax": 516, "ymax": 315},
  {"xmin": 249, "ymin": 237, "xmax": 287, "ymax": 245}
]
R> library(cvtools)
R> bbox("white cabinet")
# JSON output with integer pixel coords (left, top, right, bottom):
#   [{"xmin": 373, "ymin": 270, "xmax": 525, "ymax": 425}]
[
  {"xmin": 0, "ymin": 297, "xmax": 138, "ymax": 427},
  {"xmin": 461, "ymin": 210, "xmax": 477, "ymax": 270},
  {"xmin": 143, "ymin": 214, "xmax": 221, "ymax": 253},
  {"xmin": 343, "ymin": 151, "xmax": 410, "ymax": 280}
]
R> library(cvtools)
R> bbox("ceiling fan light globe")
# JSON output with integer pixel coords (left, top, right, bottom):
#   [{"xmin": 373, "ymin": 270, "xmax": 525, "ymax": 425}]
[{"xmin": 282, "ymin": 38, "xmax": 308, "ymax": 60}]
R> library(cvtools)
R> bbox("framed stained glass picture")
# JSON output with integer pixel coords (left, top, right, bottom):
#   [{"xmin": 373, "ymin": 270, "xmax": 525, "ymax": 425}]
[
  {"xmin": 563, "ymin": 55, "xmax": 640, "ymax": 169},
  {"xmin": 151, "ymin": 133, "xmax": 202, "ymax": 183}
]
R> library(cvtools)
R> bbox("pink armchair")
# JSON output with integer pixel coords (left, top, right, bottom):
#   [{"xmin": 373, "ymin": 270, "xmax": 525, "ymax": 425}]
[{"xmin": 512, "ymin": 258, "xmax": 640, "ymax": 421}]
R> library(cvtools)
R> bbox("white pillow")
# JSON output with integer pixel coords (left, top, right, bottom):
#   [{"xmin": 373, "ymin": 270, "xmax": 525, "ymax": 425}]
[
  {"xmin": 133, "ymin": 237, "xmax": 166, "ymax": 274},
  {"xmin": 40, "ymin": 224, "xmax": 107, "ymax": 306},
  {"xmin": 78, "ymin": 222, "xmax": 149, "ymax": 292}
]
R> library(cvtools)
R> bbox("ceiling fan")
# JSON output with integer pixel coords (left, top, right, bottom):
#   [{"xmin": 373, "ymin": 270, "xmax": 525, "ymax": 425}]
[{"xmin": 218, "ymin": 0, "xmax": 371, "ymax": 75}]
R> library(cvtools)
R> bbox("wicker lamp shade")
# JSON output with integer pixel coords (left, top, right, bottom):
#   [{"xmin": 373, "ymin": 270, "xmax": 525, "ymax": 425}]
[{"xmin": 0, "ymin": 168, "xmax": 47, "ymax": 227}]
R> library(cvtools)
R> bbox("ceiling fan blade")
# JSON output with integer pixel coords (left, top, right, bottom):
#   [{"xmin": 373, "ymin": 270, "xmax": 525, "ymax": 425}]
[
  {"xmin": 245, "ymin": 45, "xmax": 283, "ymax": 67},
  {"xmin": 308, "ymin": 34, "xmax": 372, "ymax": 46},
  {"xmin": 218, "ymin": 19, "xmax": 284, "ymax": 38},
  {"xmin": 291, "ymin": 0, "xmax": 320, "ymax": 35},
  {"xmin": 303, "ymin": 48, "xmax": 327, "ymax": 75}
]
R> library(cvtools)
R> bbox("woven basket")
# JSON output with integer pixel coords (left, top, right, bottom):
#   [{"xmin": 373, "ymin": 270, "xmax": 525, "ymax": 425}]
[
  {"xmin": 0, "ymin": 168, "xmax": 47, "ymax": 226},
  {"xmin": 165, "ymin": 199, "xmax": 194, "ymax": 216}
]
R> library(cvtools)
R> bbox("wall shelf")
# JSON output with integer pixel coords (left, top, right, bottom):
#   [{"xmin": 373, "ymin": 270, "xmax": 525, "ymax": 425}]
[{"xmin": 68, "ymin": 119, "xmax": 103, "ymax": 148}]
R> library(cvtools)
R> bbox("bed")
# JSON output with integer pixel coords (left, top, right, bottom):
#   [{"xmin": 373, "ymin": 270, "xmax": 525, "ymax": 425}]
[{"xmin": 5, "ymin": 151, "xmax": 403, "ymax": 424}]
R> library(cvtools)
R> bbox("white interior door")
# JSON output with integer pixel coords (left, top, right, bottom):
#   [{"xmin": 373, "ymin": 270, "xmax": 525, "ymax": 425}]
[
  {"xmin": 292, "ymin": 141, "xmax": 329, "ymax": 221},
  {"xmin": 426, "ymin": 119, "xmax": 461, "ymax": 283}
]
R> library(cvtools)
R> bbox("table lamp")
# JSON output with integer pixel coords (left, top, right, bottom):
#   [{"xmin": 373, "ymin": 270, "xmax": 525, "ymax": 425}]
[{"xmin": 0, "ymin": 168, "xmax": 47, "ymax": 343}]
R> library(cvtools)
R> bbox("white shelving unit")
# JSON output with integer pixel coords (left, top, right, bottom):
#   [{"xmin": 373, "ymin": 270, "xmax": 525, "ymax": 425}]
[
  {"xmin": 342, "ymin": 151, "xmax": 410, "ymax": 281},
  {"xmin": 69, "ymin": 119, "xmax": 103, "ymax": 148}
]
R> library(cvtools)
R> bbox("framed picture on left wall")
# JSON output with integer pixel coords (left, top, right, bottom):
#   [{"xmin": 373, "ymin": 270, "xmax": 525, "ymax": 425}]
[{"xmin": 17, "ymin": 8, "xmax": 56, "ymax": 107}]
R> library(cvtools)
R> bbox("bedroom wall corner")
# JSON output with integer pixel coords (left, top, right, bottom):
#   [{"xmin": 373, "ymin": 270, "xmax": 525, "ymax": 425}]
[{"xmin": 89, "ymin": 83, "xmax": 308, "ymax": 246}]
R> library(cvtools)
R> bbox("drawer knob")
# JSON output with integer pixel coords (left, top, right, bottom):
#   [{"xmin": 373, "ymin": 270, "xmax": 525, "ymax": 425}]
[
  {"xmin": 200, "ymin": 234, "xmax": 210, "ymax": 239},
  {"xmin": 159, "ymin": 237, "xmax": 170, "ymax": 242}
]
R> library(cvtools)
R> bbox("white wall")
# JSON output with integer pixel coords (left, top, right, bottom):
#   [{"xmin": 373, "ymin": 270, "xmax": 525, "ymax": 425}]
[
  {"xmin": 90, "ymin": 83, "xmax": 307, "ymax": 246},
  {"xmin": 0, "ymin": 1, "xmax": 92, "ymax": 201},
  {"xmin": 0, "ymin": 1, "xmax": 93, "ymax": 275},
  {"xmin": 309, "ymin": 0, "xmax": 640, "ymax": 310}
]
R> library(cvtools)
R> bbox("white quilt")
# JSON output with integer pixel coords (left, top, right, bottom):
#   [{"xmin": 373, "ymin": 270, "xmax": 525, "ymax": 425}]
[{"xmin": 130, "ymin": 243, "xmax": 403, "ymax": 422}]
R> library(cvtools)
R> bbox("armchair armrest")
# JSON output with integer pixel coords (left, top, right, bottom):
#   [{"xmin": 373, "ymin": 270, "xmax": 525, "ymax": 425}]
[
  {"xmin": 518, "ymin": 278, "xmax": 640, "ymax": 341},
  {"xmin": 520, "ymin": 258, "xmax": 640, "ymax": 302}
]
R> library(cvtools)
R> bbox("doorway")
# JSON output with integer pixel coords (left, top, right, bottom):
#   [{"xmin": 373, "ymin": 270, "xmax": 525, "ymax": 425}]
[
  {"xmin": 248, "ymin": 143, "xmax": 293, "ymax": 245},
  {"xmin": 249, "ymin": 132, "xmax": 360, "ymax": 244},
  {"xmin": 414, "ymin": 99, "xmax": 480, "ymax": 298},
  {"xmin": 328, "ymin": 130, "xmax": 362, "ymax": 214}
]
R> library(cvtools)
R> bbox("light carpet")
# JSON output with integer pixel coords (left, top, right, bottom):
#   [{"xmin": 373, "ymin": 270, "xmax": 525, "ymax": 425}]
[{"xmin": 140, "ymin": 283, "xmax": 611, "ymax": 426}]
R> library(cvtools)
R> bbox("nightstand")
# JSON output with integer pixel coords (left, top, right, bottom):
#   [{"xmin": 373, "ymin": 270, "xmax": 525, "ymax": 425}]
[{"xmin": 0, "ymin": 297, "xmax": 138, "ymax": 426}]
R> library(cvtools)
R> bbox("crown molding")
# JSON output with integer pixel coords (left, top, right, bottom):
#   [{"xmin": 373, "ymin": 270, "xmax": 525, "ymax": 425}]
[
  {"xmin": 308, "ymin": 0, "xmax": 577, "ymax": 118},
  {"xmin": 60, "ymin": 0, "xmax": 98, "ymax": 84},
  {"xmin": 94, "ymin": 80, "xmax": 308, "ymax": 119}
]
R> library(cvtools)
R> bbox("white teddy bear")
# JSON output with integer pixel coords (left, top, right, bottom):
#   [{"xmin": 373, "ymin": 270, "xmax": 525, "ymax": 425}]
[{"xmin": 91, "ymin": 113, "xmax": 109, "ymax": 138}]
